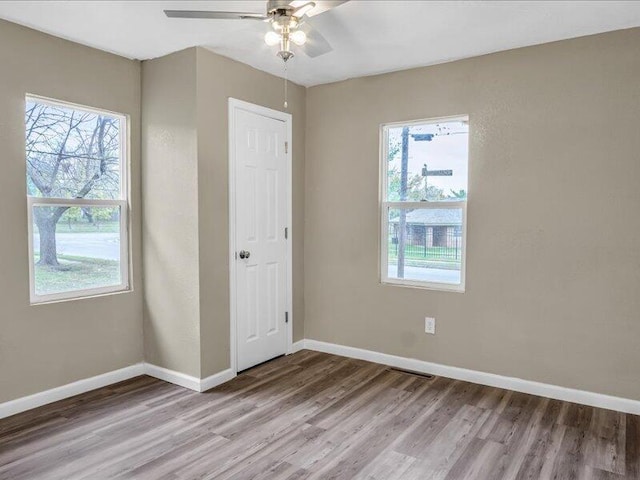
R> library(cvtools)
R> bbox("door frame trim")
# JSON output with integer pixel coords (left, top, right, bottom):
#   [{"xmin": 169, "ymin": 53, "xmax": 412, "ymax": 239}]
[{"xmin": 228, "ymin": 98, "xmax": 293, "ymax": 375}]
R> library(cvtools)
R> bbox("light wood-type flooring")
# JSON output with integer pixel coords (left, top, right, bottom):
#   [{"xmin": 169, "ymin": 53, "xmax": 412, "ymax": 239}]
[{"xmin": 1, "ymin": 350, "xmax": 638, "ymax": 479}]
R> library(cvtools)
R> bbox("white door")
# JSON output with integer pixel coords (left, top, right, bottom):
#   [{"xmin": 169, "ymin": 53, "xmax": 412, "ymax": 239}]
[{"xmin": 233, "ymin": 104, "xmax": 289, "ymax": 372}]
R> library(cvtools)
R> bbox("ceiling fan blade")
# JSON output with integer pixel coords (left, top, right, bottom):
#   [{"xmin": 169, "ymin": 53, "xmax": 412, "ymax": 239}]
[
  {"xmin": 300, "ymin": 23, "xmax": 333, "ymax": 58},
  {"xmin": 291, "ymin": 0, "xmax": 349, "ymax": 18},
  {"xmin": 164, "ymin": 10, "xmax": 268, "ymax": 20},
  {"xmin": 291, "ymin": 1, "xmax": 316, "ymax": 17}
]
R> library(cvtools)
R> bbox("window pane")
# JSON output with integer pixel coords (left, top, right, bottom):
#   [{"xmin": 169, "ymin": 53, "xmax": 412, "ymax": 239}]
[
  {"xmin": 32, "ymin": 205, "xmax": 123, "ymax": 296},
  {"xmin": 26, "ymin": 100, "xmax": 122, "ymax": 200},
  {"xmin": 386, "ymin": 120, "xmax": 468, "ymax": 202},
  {"xmin": 387, "ymin": 207, "xmax": 463, "ymax": 285}
]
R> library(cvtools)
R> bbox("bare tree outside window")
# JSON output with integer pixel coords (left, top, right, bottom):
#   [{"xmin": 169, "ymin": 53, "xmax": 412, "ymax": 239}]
[{"xmin": 26, "ymin": 97, "xmax": 129, "ymax": 303}]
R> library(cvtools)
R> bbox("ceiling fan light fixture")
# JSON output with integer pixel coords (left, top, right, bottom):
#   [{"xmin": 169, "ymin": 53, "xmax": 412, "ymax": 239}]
[
  {"xmin": 290, "ymin": 29, "xmax": 307, "ymax": 46},
  {"xmin": 264, "ymin": 31, "xmax": 281, "ymax": 46},
  {"xmin": 164, "ymin": 0, "xmax": 349, "ymax": 109}
]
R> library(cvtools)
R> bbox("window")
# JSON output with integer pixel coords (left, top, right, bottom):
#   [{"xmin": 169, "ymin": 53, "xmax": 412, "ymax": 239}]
[
  {"xmin": 380, "ymin": 116, "xmax": 468, "ymax": 291},
  {"xmin": 26, "ymin": 96, "xmax": 130, "ymax": 303}
]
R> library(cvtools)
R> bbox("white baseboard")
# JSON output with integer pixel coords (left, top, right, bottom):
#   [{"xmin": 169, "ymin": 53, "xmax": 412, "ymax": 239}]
[
  {"xmin": 5, "ymin": 340, "xmax": 637, "ymax": 420},
  {"xmin": 142, "ymin": 364, "xmax": 235, "ymax": 393},
  {"xmin": 199, "ymin": 368, "xmax": 236, "ymax": 392},
  {"xmin": 302, "ymin": 339, "xmax": 640, "ymax": 416},
  {"xmin": 143, "ymin": 363, "xmax": 201, "ymax": 392},
  {"xmin": 290, "ymin": 340, "xmax": 306, "ymax": 354},
  {"xmin": 0, "ymin": 363, "xmax": 145, "ymax": 420},
  {"xmin": 0, "ymin": 362, "xmax": 238, "ymax": 420}
]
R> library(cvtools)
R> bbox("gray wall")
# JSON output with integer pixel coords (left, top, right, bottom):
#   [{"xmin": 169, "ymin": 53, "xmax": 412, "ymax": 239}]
[
  {"xmin": 0, "ymin": 19, "xmax": 143, "ymax": 403},
  {"xmin": 141, "ymin": 47, "xmax": 306, "ymax": 378},
  {"xmin": 196, "ymin": 48, "xmax": 306, "ymax": 377},
  {"xmin": 304, "ymin": 28, "xmax": 640, "ymax": 400},
  {"xmin": 142, "ymin": 49, "xmax": 202, "ymax": 377},
  {"xmin": 2, "ymin": 17, "xmax": 639, "ymax": 405}
]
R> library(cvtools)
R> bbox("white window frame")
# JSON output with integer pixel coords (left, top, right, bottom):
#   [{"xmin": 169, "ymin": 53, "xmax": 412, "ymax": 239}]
[
  {"xmin": 379, "ymin": 116, "xmax": 468, "ymax": 293},
  {"xmin": 26, "ymin": 95, "xmax": 131, "ymax": 304}
]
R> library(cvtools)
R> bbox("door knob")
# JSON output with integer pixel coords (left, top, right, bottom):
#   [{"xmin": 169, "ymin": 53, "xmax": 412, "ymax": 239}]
[{"xmin": 239, "ymin": 250, "xmax": 251, "ymax": 259}]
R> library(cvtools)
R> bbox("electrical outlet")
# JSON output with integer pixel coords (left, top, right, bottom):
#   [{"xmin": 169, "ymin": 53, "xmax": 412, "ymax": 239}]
[{"xmin": 425, "ymin": 317, "xmax": 436, "ymax": 334}]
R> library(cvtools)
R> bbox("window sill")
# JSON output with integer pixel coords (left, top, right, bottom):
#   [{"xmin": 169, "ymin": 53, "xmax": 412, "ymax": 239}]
[
  {"xmin": 30, "ymin": 286, "xmax": 133, "ymax": 306},
  {"xmin": 381, "ymin": 278, "xmax": 465, "ymax": 293}
]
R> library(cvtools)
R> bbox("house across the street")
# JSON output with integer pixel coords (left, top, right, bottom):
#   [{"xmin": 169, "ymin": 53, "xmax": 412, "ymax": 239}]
[{"xmin": 390, "ymin": 208, "xmax": 462, "ymax": 249}]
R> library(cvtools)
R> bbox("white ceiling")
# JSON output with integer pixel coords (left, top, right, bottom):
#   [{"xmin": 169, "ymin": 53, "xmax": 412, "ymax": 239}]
[{"xmin": 1, "ymin": 1, "xmax": 640, "ymax": 86}]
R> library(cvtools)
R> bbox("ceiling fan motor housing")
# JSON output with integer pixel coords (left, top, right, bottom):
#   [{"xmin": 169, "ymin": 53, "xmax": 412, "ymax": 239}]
[{"xmin": 267, "ymin": 0, "xmax": 298, "ymax": 14}]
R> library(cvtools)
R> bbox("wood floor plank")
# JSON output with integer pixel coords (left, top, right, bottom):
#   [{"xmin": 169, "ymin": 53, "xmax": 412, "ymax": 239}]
[
  {"xmin": 550, "ymin": 424, "xmax": 592, "ymax": 479},
  {"xmin": 1, "ymin": 350, "xmax": 638, "ymax": 480},
  {"xmin": 626, "ymin": 413, "xmax": 640, "ymax": 479},
  {"xmin": 587, "ymin": 409, "xmax": 627, "ymax": 475},
  {"xmin": 398, "ymin": 404, "xmax": 492, "ymax": 479},
  {"xmin": 306, "ymin": 409, "xmax": 422, "ymax": 479},
  {"xmin": 352, "ymin": 450, "xmax": 417, "ymax": 480},
  {"xmin": 444, "ymin": 438, "xmax": 506, "ymax": 480},
  {"xmin": 514, "ymin": 423, "xmax": 566, "ymax": 480},
  {"xmin": 393, "ymin": 380, "xmax": 482, "ymax": 458},
  {"xmin": 214, "ymin": 424, "xmax": 324, "ymax": 480},
  {"xmin": 490, "ymin": 396, "xmax": 550, "ymax": 480}
]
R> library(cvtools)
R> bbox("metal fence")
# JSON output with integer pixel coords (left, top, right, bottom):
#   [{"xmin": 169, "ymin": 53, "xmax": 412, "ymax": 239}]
[{"xmin": 389, "ymin": 223, "xmax": 462, "ymax": 262}]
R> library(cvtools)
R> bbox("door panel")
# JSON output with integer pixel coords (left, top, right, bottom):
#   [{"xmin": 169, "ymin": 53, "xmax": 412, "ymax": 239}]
[
  {"xmin": 266, "ymin": 262, "xmax": 279, "ymax": 335},
  {"xmin": 235, "ymin": 107, "xmax": 288, "ymax": 372}
]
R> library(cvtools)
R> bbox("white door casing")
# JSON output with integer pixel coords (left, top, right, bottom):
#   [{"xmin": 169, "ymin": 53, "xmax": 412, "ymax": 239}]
[{"xmin": 229, "ymin": 99, "xmax": 292, "ymax": 373}]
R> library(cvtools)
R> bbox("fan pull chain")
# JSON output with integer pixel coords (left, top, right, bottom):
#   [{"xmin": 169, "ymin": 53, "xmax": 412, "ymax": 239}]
[{"xmin": 284, "ymin": 62, "xmax": 289, "ymax": 110}]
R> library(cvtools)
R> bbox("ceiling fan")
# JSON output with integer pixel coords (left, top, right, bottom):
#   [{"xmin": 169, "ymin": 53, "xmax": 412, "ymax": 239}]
[{"xmin": 164, "ymin": 0, "xmax": 349, "ymax": 63}]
